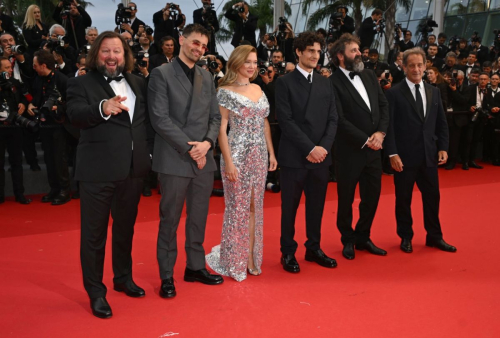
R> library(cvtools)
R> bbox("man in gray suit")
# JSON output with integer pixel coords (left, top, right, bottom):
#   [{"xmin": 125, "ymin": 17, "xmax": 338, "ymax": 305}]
[{"xmin": 148, "ymin": 24, "xmax": 223, "ymax": 299}]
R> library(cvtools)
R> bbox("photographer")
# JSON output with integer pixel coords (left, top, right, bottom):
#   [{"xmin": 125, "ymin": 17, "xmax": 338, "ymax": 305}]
[
  {"xmin": 389, "ymin": 50, "xmax": 404, "ymax": 84},
  {"xmin": 364, "ymin": 49, "xmax": 388, "ymax": 71},
  {"xmin": 489, "ymin": 73, "xmax": 500, "ymax": 165},
  {"xmin": 84, "ymin": 26, "xmax": 98, "ymax": 46},
  {"xmin": 427, "ymin": 43, "xmax": 444, "ymax": 70},
  {"xmin": 358, "ymin": 9, "xmax": 383, "ymax": 49},
  {"xmin": 123, "ymin": 3, "xmax": 146, "ymax": 38},
  {"xmin": 376, "ymin": 69, "xmax": 392, "ymax": 91},
  {"xmin": 471, "ymin": 36, "xmax": 490, "ymax": 65},
  {"xmin": 194, "ymin": 0, "xmax": 220, "ymax": 54},
  {"xmin": 0, "ymin": 33, "xmax": 35, "ymax": 86},
  {"xmin": 332, "ymin": 6, "xmax": 354, "ymax": 35},
  {"xmin": 28, "ymin": 49, "xmax": 72, "ymax": 205},
  {"xmin": 467, "ymin": 67, "xmax": 480, "ymax": 86},
  {"xmin": 224, "ymin": 1, "xmax": 258, "ymax": 48},
  {"xmin": 437, "ymin": 33, "xmax": 449, "ymax": 59},
  {"xmin": 75, "ymin": 53, "xmax": 87, "ymax": 77},
  {"xmin": 132, "ymin": 50, "xmax": 150, "ymax": 79},
  {"xmin": 257, "ymin": 34, "xmax": 277, "ymax": 61},
  {"xmin": 0, "ymin": 57, "xmax": 31, "ymax": 204},
  {"xmin": 396, "ymin": 29, "xmax": 414, "ymax": 52},
  {"xmin": 441, "ymin": 52, "xmax": 459, "ymax": 73},
  {"xmin": 45, "ymin": 24, "xmax": 77, "ymax": 77},
  {"xmin": 149, "ymin": 35, "xmax": 176, "ymax": 70},
  {"xmin": 53, "ymin": 0, "xmax": 92, "ymax": 52},
  {"xmin": 274, "ymin": 20, "xmax": 295, "ymax": 63},
  {"xmin": 153, "ymin": 3, "xmax": 184, "ymax": 46}
]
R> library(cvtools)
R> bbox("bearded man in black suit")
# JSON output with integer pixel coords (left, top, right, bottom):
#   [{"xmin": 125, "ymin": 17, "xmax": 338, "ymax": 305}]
[
  {"xmin": 329, "ymin": 33, "xmax": 389, "ymax": 260},
  {"xmin": 67, "ymin": 31, "xmax": 152, "ymax": 319},
  {"xmin": 385, "ymin": 47, "xmax": 456, "ymax": 254}
]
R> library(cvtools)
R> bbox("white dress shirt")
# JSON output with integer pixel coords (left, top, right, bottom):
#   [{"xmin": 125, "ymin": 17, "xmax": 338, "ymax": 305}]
[
  {"xmin": 99, "ymin": 74, "xmax": 136, "ymax": 123},
  {"xmin": 296, "ymin": 64, "xmax": 313, "ymax": 82},
  {"xmin": 339, "ymin": 66, "xmax": 371, "ymax": 111}
]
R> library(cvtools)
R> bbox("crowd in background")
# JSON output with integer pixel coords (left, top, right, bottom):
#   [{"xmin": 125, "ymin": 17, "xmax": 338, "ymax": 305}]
[{"xmin": 1, "ymin": 0, "xmax": 500, "ymax": 205}]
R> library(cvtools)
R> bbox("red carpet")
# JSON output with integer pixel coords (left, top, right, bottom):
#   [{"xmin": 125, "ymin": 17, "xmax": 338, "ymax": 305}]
[{"xmin": 1, "ymin": 165, "xmax": 500, "ymax": 338}]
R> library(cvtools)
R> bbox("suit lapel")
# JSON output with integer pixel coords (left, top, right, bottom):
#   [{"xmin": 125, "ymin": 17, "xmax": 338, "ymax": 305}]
[
  {"xmin": 337, "ymin": 70, "xmax": 371, "ymax": 114},
  {"xmin": 90, "ymin": 71, "xmax": 130, "ymax": 125},
  {"xmin": 424, "ymin": 83, "xmax": 433, "ymax": 123},
  {"xmin": 172, "ymin": 58, "xmax": 193, "ymax": 95},
  {"xmin": 186, "ymin": 67, "xmax": 203, "ymax": 121},
  {"xmin": 292, "ymin": 69, "xmax": 311, "ymax": 92},
  {"xmin": 401, "ymin": 80, "xmax": 424, "ymax": 122}
]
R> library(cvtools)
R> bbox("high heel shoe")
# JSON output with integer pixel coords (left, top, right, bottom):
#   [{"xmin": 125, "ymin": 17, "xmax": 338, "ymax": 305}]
[{"xmin": 247, "ymin": 267, "xmax": 261, "ymax": 276}]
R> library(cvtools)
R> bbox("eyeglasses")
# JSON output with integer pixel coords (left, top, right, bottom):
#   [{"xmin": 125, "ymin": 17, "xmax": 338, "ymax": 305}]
[{"xmin": 183, "ymin": 37, "xmax": 208, "ymax": 52}]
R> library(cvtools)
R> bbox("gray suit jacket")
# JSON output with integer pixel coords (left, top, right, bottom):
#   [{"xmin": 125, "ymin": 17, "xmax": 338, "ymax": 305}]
[{"xmin": 148, "ymin": 58, "xmax": 221, "ymax": 177}]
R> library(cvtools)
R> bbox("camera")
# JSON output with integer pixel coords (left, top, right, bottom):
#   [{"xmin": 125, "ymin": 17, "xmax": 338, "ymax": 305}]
[
  {"xmin": 46, "ymin": 36, "xmax": 68, "ymax": 55},
  {"xmin": 274, "ymin": 61, "xmax": 286, "ymax": 75},
  {"xmin": 233, "ymin": 5, "xmax": 245, "ymax": 14},
  {"xmin": 202, "ymin": 3, "xmax": 217, "ymax": 28},
  {"xmin": 39, "ymin": 86, "xmax": 64, "ymax": 123},
  {"xmin": 115, "ymin": 3, "xmax": 132, "ymax": 26},
  {"xmin": 128, "ymin": 40, "xmax": 141, "ymax": 53},
  {"xmin": 196, "ymin": 57, "xmax": 218, "ymax": 72},
  {"xmin": 167, "ymin": 3, "xmax": 179, "ymax": 19},
  {"xmin": 80, "ymin": 44, "xmax": 91, "ymax": 55},
  {"xmin": 144, "ymin": 25, "xmax": 154, "ymax": 36},
  {"xmin": 0, "ymin": 74, "xmax": 39, "ymax": 131},
  {"xmin": 136, "ymin": 51, "xmax": 149, "ymax": 68},
  {"xmin": 329, "ymin": 12, "xmax": 343, "ymax": 31},
  {"xmin": 10, "ymin": 45, "xmax": 26, "ymax": 54},
  {"xmin": 258, "ymin": 60, "xmax": 270, "ymax": 75},
  {"xmin": 379, "ymin": 70, "xmax": 391, "ymax": 87},
  {"xmin": 60, "ymin": 0, "xmax": 72, "ymax": 18}
]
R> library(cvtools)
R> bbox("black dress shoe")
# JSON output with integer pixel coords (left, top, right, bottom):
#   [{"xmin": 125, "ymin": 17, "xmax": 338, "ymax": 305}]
[
  {"xmin": 426, "ymin": 239, "xmax": 457, "ymax": 252},
  {"xmin": 15, "ymin": 195, "xmax": 32, "ymax": 204},
  {"xmin": 492, "ymin": 160, "xmax": 500, "ymax": 166},
  {"xmin": 342, "ymin": 243, "xmax": 355, "ymax": 260},
  {"xmin": 142, "ymin": 186, "xmax": 152, "ymax": 197},
  {"xmin": 462, "ymin": 163, "xmax": 469, "ymax": 170},
  {"xmin": 30, "ymin": 164, "xmax": 41, "ymax": 171},
  {"xmin": 355, "ymin": 240, "xmax": 387, "ymax": 256},
  {"xmin": 184, "ymin": 268, "xmax": 224, "ymax": 285},
  {"xmin": 51, "ymin": 191, "xmax": 71, "ymax": 205},
  {"xmin": 469, "ymin": 161, "xmax": 483, "ymax": 169},
  {"xmin": 400, "ymin": 239, "xmax": 413, "ymax": 253},
  {"xmin": 41, "ymin": 190, "xmax": 59, "ymax": 203},
  {"xmin": 90, "ymin": 297, "xmax": 112, "ymax": 319},
  {"xmin": 305, "ymin": 249, "xmax": 337, "ymax": 268},
  {"xmin": 281, "ymin": 254, "xmax": 300, "ymax": 273},
  {"xmin": 113, "ymin": 280, "xmax": 145, "ymax": 298},
  {"xmin": 445, "ymin": 162, "xmax": 456, "ymax": 170},
  {"xmin": 160, "ymin": 278, "xmax": 176, "ymax": 298}
]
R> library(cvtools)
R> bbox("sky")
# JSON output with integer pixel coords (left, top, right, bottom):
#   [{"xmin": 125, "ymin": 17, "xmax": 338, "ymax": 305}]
[{"xmin": 85, "ymin": 0, "xmax": 235, "ymax": 58}]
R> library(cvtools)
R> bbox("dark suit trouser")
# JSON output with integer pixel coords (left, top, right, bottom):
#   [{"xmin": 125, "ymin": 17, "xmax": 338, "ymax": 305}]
[
  {"xmin": 280, "ymin": 166, "xmax": 329, "ymax": 255},
  {"xmin": 157, "ymin": 172, "xmax": 214, "ymax": 280},
  {"xmin": 462, "ymin": 120, "xmax": 484, "ymax": 162},
  {"xmin": 40, "ymin": 127, "xmax": 70, "ymax": 193},
  {"xmin": 447, "ymin": 121, "xmax": 463, "ymax": 163},
  {"xmin": 0, "ymin": 128, "xmax": 24, "ymax": 198},
  {"xmin": 79, "ymin": 173, "xmax": 143, "ymax": 299},
  {"xmin": 336, "ymin": 150, "xmax": 382, "ymax": 244},
  {"xmin": 394, "ymin": 162, "xmax": 443, "ymax": 242},
  {"xmin": 22, "ymin": 127, "xmax": 39, "ymax": 167}
]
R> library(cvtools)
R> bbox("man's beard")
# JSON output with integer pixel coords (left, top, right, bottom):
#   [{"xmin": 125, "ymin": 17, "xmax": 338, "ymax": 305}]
[
  {"xmin": 344, "ymin": 55, "xmax": 364, "ymax": 72},
  {"xmin": 97, "ymin": 61, "xmax": 125, "ymax": 78}
]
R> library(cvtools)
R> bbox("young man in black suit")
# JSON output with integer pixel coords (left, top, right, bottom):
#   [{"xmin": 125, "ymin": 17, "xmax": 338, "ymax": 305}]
[
  {"xmin": 276, "ymin": 32, "xmax": 338, "ymax": 273},
  {"xmin": 385, "ymin": 47, "xmax": 456, "ymax": 254},
  {"xmin": 358, "ymin": 9, "xmax": 383, "ymax": 50},
  {"xmin": 67, "ymin": 31, "xmax": 153, "ymax": 319},
  {"xmin": 329, "ymin": 33, "xmax": 389, "ymax": 260}
]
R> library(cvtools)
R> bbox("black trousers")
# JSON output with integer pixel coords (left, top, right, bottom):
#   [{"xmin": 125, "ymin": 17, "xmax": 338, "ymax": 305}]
[
  {"xmin": 80, "ymin": 173, "xmax": 143, "ymax": 299},
  {"xmin": 39, "ymin": 127, "xmax": 70, "ymax": 192},
  {"xmin": 280, "ymin": 166, "xmax": 329, "ymax": 255},
  {"xmin": 0, "ymin": 128, "xmax": 24, "ymax": 198},
  {"xmin": 336, "ymin": 150, "xmax": 382, "ymax": 244},
  {"xmin": 462, "ymin": 120, "xmax": 484, "ymax": 162},
  {"xmin": 22, "ymin": 127, "xmax": 39, "ymax": 167},
  {"xmin": 394, "ymin": 162, "xmax": 443, "ymax": 242}
]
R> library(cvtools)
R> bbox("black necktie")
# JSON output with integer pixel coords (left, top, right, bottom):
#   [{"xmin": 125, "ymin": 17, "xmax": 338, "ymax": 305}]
[
  {"xmin": 349, "ymin": 71, "xmax": 360, "ymax": 80},
  {"xmin": 415, "ymin": 83, "xmax": 425, "ymax": 119},
  {"xmin": 106, "ymin": 76, "xmax": 124, "ymax": 83},
  {"xmin": 307, "ymin": 74, "xmax": 311, "ymax": 83}
]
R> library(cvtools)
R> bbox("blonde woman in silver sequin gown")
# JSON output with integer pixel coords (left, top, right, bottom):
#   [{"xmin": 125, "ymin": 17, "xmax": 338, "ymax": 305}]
[{"xmin": 206, "ymin": 45, "xmax": 277, "ymax": 282}]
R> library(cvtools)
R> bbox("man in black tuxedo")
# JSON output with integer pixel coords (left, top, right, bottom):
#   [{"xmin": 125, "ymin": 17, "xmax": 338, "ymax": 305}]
[
  {"xmin": 358, "ymin": 9, "xmax": 383, "ymax": 49},
  {"xmin": 385, "ymin": 47, "xmax": 456, "ymax": 254},
  {"xmin": 330, "ymin": 34, "xmax": 389, "ymax": 260},
  {"xmin": 193, "ymin": 0, "xmax": 220, "ymax": 54},
  {"xmin": 276, "ymin": 32, "xmax": 338, "ymax": 273},
  {"xmin": 397, "ymin": 29, "xmax": 415, "ymax": 52},
  {"xmin": 67, "ymin": 31, "xmax": 152, "ymax": 319},
  {"xmin": 333, "ymin": 6, "xmax": 355, "ymax": 35},
  {"xmin": 389, "ymin": 50, "xmax": 405, "ymax": 84},
  {"xmin": 427, "ymin": 43, "xmax": 444, "ymax": 70},
  {"xmin": 224, "ymin": 2, "xmax": 258, "ymax": 48}
]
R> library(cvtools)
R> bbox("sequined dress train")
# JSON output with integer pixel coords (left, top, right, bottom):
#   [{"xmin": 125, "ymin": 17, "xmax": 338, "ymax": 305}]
[{"xmin": 206, "ymin": 88, "xmax": 270, "ymax": 282}]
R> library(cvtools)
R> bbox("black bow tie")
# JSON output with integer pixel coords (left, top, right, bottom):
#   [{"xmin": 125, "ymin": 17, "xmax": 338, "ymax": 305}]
[
  {"xmin": 349, "ymin": 71, "xmax": 360, "ymax": 80},
  {"xmin": 106, "ymin": 76, "xmax": 124, "ymax": 83}
]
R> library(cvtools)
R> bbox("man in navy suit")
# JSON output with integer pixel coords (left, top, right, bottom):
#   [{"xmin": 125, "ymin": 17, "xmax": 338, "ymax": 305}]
[{"xmin": 385, "ymin": 47, "xmax": 457, "ymax": 254}]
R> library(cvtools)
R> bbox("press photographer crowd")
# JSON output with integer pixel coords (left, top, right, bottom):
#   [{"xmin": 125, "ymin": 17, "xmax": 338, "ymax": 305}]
[{"xmin": 1, "ymin": 0, "xmax": 500, "ymax": 206}]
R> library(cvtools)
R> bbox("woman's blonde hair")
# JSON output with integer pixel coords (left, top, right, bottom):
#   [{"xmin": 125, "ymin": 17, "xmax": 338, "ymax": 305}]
[
  {"xmin": 218, "ymin": 45, "xmax": 258, "ymax": 88},
  {"xmin": 23, "ymin": 5, "xmax": 40, "ymax": 30}
]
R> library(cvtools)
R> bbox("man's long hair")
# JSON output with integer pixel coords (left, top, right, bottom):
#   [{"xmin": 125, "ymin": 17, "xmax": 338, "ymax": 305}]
[{"xmin": 86, "ymin": 31, "xmax": 134, "ymax": 73}]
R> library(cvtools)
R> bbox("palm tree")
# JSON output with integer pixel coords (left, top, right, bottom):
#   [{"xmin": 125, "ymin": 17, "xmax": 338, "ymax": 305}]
[{"xmin": 216, "ymin": 0, "xmax": 291, "ymax": 45}]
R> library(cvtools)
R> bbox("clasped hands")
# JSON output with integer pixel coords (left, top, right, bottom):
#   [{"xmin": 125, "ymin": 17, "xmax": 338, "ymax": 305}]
[
  {"xmin": 188, "ymin": 140, "xmax": 211, "ymax": 170},
  {"xmin": 306, "ymin": 146, "xmax": 328, "ymax": 164},
  {"xmin": 366, "ymin": 131, "xmax": 385, "ymax": 150}
]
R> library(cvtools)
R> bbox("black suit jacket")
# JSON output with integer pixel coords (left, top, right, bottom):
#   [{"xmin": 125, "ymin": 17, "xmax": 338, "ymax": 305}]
[
  {"xmin": 389, "ymin": 63, "xmax": 405, "ymax": 84},
  {"xmin": 385, "ymin": 80, "xmax": 449, "ymax": 168},
  {"xmin": 193, "ymin": 8, "xmax": 220, "ymax": 33},
  {"xmin": 53, "ymin": 6, "xmax": 92, "ymax": 50},
  {"xmin": 224, "ymin": 9, "xmax": 258, "ymax": 47},
  {"xmin": 398, "ymin": 39, "xmax": 415, "ymax": 52},
  {"xmin": 330, "ymin": 69, "xmax": 389, "ymax": 157},
  {"xmin": 358, "ymin": 17, "xmax": 376, "ymax": 49},
  {"xmin": 130, "ymin": 18, "xmax": 146, "ymax": 37},
  {"xmin": 275, "ymin": 69, "xmax": 338, "ymax": 169},
  {"xmin": 66, "ymin": 71, "xmax": 152, "ymax": 182}
]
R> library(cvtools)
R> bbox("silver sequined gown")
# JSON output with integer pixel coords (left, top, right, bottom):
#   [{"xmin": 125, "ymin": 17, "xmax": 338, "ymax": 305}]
[{"xmin": 206, "ymin": 88, "xmax": 270, "ymax": 282}]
